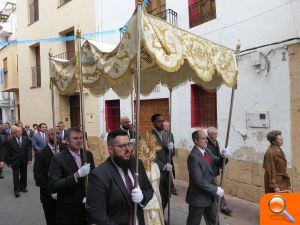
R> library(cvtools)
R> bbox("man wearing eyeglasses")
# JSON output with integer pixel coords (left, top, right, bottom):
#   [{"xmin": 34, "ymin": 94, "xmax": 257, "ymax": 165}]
[
  {"xmin": 48, "ymin": 127, "xmax": 95, "ymax": 225},
  {"xmin": 86, "ymin": 130, "xmax": 153, "ymax": 225}
]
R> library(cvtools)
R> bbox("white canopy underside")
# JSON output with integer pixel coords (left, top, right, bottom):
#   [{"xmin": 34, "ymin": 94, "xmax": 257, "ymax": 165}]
[{"xmin": 49, "ymin": 10, "xmax": 238, "ymax": 97}]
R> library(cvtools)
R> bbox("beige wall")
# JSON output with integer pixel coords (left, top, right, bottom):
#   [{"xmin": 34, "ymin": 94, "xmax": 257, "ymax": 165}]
[
  {"xmin": 0, "ymin": 45, "xmax": 18, "ymax": 92},
  {"xmin": 17, "ymin": 0, "xmax": 100, "ymax": 135},
  {"xmin": 288, "ymin": 43, "xmax": 300, "ymax": 192}
]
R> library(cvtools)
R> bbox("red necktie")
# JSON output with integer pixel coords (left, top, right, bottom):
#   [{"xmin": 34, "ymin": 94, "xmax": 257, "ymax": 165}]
[
  {"xmin": 204, "ymin": 151, "xmax": 211, "ymax": 166},
  {"xmin": 123, "ymin": 168, "xmax": 134, "ymax": 225}
]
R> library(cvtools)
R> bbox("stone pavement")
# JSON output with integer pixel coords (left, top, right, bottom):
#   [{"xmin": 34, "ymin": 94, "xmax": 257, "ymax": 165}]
[{"xmin": 170, "ymin": 180, "xmax": 260, "ymax": 225}]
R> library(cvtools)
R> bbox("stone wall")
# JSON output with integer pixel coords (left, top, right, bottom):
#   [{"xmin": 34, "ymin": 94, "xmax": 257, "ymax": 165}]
[{"xmin": 289, "ymin": 43, "xmax": 300, "ymax": 192}]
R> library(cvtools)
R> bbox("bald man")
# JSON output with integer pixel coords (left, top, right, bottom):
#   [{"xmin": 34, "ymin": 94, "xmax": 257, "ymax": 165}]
[
  {"xmin": 207, "ymin": 127, "xmax": 232, "ymax": 216},
  {"xmin": 119, "ymin": 116, "xmax": 135, "ymax": 140}
]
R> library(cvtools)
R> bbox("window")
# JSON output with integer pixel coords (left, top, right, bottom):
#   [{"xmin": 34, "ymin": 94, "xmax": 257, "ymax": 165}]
[
  {"xmin": 191, "ymin": 84, "xmax": 217, "ymax": 128},
  {"xmin": 3, "ymin": 57, "xmax": 7, "ymax": 75},
  {"xmin": 31, "ymin": 44, "xmax": 41, "ymax": 88},
  {"xmin": 54, "ymin": 28, "xmax": 75, "ymax": 60},
  {"xmin": 189, "ymin": 0, "xmax": 216, "ymax": 28},
  {"xmin": 58, "ymin": 0, "xmax": 71, "ymax": 8},
  {"xmin": 28, "ymin": 0, "xmax": 39, "ymax": 24},
  {"xmin": 105, "ymin": 100, "xmax": 120, "ymax": 132}
]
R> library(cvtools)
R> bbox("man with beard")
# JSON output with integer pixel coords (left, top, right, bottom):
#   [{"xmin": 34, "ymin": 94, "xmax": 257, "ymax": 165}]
[
  {"xmin": 86, "ymin": 130, "xmax": 153, "ymax": 225},
  {"xmin": 118, "ymin": 116, "xmax": 135, "ymax": 140},
  {"xmin": 48, "ymin": 127, "xmax": 95, "ymax": 225},
  {"xmin": 151, "ymin": 114, "xmax": 173, "ymax": 212},
  {"xmin": 33, "ymin": 128, "xmax": 61, "ymax": 225}
]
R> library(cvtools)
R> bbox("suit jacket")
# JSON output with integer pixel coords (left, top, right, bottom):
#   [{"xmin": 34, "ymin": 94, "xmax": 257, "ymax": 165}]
[
  {"xmin": 86, "ymin": 157, "xmax": 154, "ymax": 225},
  {"xmin": 186, "ymin": 146, "xmax": 221, "ymax": 208},
  {"xmin": 0, "ymin": 137, "xmax": 4, "ymax": 162},
  {"xmin": 33, "ymin": 145, "xmax": 58, "ymax": 202},
  {"xmin": 117, "ymin": 128, "xmax": 135, "ymax": 140},
  {"xmin": 48, "ymin": 149, "xmax": 95, "ymax": 224},
  {"xmin": 6, "ymin": 136, "xmax": 32, "ymax": 169},
  {"xmin": 206, "ymin": 137, "xmax": 227, "ymax": 177},
  {"xmin": 32, "ymin": 132, "xmax": 48, "ymax": 153}
]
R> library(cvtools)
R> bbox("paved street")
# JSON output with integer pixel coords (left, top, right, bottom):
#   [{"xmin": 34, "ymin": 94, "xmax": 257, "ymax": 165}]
[{"xmin": 0, "ymin": 165, "xmax": 259, "ymax": 225}]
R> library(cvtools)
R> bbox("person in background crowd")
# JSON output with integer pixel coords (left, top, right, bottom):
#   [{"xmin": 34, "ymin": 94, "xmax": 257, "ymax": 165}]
[
  {"xmin": 206, "ymin": 127, "xmax": 233, "ymax": 216},
  {"xmin": 48, "ymin": 127, "xmax": 95, "ymax": 225},
  {"xmin": 86, "ymin": 130, "xmax": 153, "ymax": 225},
  {"xmin": 162, "ymin": 120, "xmax": 178, "ymax": 195},
  {"xmin": 33, "ymin": 123, "xmax": 39, "ymax": 134},
  {"xmin": 151, "ymin": 114, "xmax": 173, "ymax": 214},
  {"xmin": 0, "ymin": 136, "xmax": 4, "ymax": 179},
  {"xmin": 6, "ymin": 127, "xmax": 32, "ymax": 197},
  {"xmin": 263, "ymin": 130, "xmax": 291, "ymax": 193},
  {"xmin": 34, "ymin": 128, "xmax": 61, "ymax": 225},
  {"xmin": 119, "ymin": 116, "xmax": 136, "ymax": 140},
  {"xmin": 32, "ymin": 123, "xmax": 48, "ymax": 154},
  {"xmin": 16, "ymin": 121, "xmax": 28, "ymax": 136}
]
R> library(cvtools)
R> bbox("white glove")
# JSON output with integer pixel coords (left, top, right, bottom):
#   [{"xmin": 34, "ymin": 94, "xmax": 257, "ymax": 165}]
[
  {"xmin": 130, "ymin": 139, "xmax": 136, "ymax": 144},
  {"xmin": 216, "ymin": 187, "xmax": 224, "ymax": 197},
  {"xmin": 150, "ymin": 210, "xmax": 156, "ymax": 219},
  {"xmin": 131, "ymin": 186, "xmax": 144, "ymax": 204},
  {"xmin": 82, "ymin": 197, "xmax": 86, "ymax": 204},
  {"xmin": 164, "ymin": 163, "xmax": 173, "ymax": 172},
  {"xmin": 51, "ymin": 193, "xmax": 57, "ymax": 200},
  {"xmin": 78, "ymin": 163, "xmax": 91, "ymax": 177},
  {"xmin": 221, "ymin": 147, "xmax": 231, "ymax": 157},
  {"xmin": 167, "ymin": 142, "xmax": 174, "ymax": 150}
]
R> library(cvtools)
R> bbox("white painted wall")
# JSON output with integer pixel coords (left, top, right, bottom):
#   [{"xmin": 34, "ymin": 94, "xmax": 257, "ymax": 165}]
[{"xmin": 96, "ymin": 0, "xmax": 298, "ymax": 164}]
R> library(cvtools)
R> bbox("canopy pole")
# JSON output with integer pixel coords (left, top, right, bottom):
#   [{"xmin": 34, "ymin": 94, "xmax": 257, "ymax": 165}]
[
  {"xmin": 133, "ymin": 2, "xmax": 142, "ymax": 225},
  {"xmin": 76, "ymin": 29, "xmax": 88, "ymax": 173},
  {"xmin": 215, "ymin": 41, "xmax": 240, "ymax": 225},
  {"xmin": 167, "ymin": 88, "xmax": 173, "ymax": 225},
  {"xmin": 131, "ymin": 81, "xmax": 135, "ymax": 135},
  {"xmin": 49, "ymin": 50, "xmax": 58, "ymax": 153}
]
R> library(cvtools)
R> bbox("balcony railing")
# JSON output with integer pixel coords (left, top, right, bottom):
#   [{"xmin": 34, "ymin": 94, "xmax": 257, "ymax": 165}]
[
  {"xmin": 189, "ymin": 0, "xmax": 216, "ymax": 28},
  {"xmin": 155, "ymin": 9, "xmax": 178, "ymax": 26},
  {"xmin": 31, "ymin": 65, "xmax": 41, "ymax": 88},
  {"xmin": 28, "ymin": 0, "xmax": 39, "ymax": 25},
  {"xmin": 53, "ymin": 51, "xmax": 75, "ymax": 60},
  {"xmin": 58, "ymin": 0, "xmax": 71, "ymax": 8}
]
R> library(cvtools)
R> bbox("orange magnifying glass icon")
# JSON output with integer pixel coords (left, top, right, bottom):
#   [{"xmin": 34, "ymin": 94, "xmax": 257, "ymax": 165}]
[{"xmin": 268, "ymin": 195, "xmax": 295, "ymax": 223}]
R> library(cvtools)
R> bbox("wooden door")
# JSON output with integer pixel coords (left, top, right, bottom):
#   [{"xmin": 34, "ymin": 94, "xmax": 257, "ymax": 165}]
[{"xmin": 69, "ymin": 95, "xmax": 80, "ymax": 127}]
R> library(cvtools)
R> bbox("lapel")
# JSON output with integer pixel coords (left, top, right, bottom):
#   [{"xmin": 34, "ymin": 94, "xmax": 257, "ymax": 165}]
[
  {"xmin": 65, "ymin": 149, "xmax": 81, "ymax": 171},
  {"xmin": 13, "ymin": 137, "xmax": 21, "ymax": 150},
  {"xmin": 271, "ymin": 145, "xmax": 286, "ymax": 162},
  {"xmin": 193, "ymin": 146, "xmax": 213, "ymax": 175},
  {"xmin": 151, "ymin": 129, "xmax": 164, "ymax": 147},
  {"xmin": 109, "ymin": 158, "xmax": 132, "ymax": 207}
]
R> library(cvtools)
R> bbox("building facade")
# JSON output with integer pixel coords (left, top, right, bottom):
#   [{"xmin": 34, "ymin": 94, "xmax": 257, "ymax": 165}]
[{"xmin": 98, "ymin": 0, "xmax": 300, "ymax": 202}]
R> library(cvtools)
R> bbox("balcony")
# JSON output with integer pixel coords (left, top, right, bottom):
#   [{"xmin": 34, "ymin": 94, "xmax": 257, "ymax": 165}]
[
  {"xmin": 155, "ymin": 9, "xmax": 178, "ymax": 26},
  {"xmin": 31, "ymin": 65, "xmax": 41, "ymax": 88},
  {"xmin": 28, "ymin": 0, "xmax": 39, "ymax": 25},
  {"xmin": 0, "ymin": 45, "xmax": 18, "ymax": 92},
  {"xmin": 189, "ymin": 0, "xmax": 216, "ymax": 28}
]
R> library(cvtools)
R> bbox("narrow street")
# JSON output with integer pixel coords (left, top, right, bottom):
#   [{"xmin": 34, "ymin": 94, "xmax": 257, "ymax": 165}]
[{"xmin": 0, "ymin": 165, "xmax": 259, "ymax": 225}]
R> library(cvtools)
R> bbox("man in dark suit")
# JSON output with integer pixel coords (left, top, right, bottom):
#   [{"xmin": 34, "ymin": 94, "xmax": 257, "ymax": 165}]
[
  {"xmin": 207, "ymin": 127, "xmax": 233, "ymax": 216},
  {"xmin": 119, "ymin": 116, "xmax": 135, "ymax": 140},
  {"xmin": 34, "ymin": 128, "xmax": 61, "ymax": 225},
  {"xmin": 58, "ymin": 121, "xmax": 68, "ymax": 149},
  {"xmin": 186, "ymin": 129, "xmax": 229, "ymax": 225},
  {"xmin": 0, "ymin": 136, "xmax": 5, "ymax": 179},
  {"xmin": 32, "ymin": 123, "xmax": 48, "ymax": 154},
  {"xmin": 6, "ymin": 127, "xmax": 32, "ymax": 197},
  {"xmin": 48, "ymin": 127, "xmax": 95, "ymax": 225},
  {"xmin": 86, "ymin": 130, "xmax": 153, "ymax": 225},
  {"xmin": 151, "ymin": 113, "xmax": 173, "ymax": 212}
]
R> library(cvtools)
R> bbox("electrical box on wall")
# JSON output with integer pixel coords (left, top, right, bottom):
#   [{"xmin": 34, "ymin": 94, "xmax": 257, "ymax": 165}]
[{"xmin": 246, "ymin": 111, "xmax": 270, "ymax": 128}]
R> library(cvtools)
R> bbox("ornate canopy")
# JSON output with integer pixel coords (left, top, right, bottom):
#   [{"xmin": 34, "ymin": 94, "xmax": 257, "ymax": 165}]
[{"xmin": 49, "ymin": 10, "xmax": 238, "ymax": 97}]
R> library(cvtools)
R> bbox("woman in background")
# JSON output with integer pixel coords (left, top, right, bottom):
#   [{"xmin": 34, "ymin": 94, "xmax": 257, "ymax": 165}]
[{"xmin": 263, "ymin": 130, "xmax": 291, "ymax": 193}]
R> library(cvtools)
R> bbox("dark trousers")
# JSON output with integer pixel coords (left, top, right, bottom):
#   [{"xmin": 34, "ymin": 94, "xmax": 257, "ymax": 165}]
[
  {"xmin": 186, "ymin": 202, "xmax": 219, "ymax": 225},
  {"xmin": 42, "ymin": 198, "xmax": 57, "ymax": 225},
  {"xmin": 160, "ymin": 173, "xmax": 171, "ymax": 211},
  {"xmin": 12, "ymin": 163, "xmax": 27, "ymax": 192},
  {"xmin": 220, "ymin": 196, "xmax": 227, "ymax": 209}
]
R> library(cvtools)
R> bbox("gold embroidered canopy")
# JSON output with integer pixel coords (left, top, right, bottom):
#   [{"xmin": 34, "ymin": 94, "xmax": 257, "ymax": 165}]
[{"xmin": 49, "ymin": 10, "xmax": 238, "ymax": 97}]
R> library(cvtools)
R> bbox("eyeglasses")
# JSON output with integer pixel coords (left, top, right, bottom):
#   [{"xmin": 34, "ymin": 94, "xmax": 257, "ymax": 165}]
[{"xmin": 111, "ymin": 142, "xmax": 134, "ymax": 150}]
